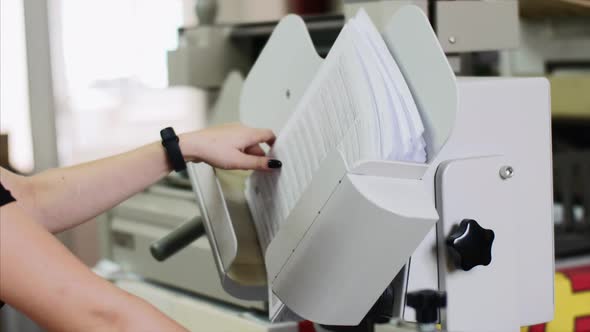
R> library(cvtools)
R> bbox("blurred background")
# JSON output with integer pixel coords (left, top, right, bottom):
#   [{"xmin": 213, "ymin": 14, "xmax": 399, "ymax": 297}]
[{"xmin": 0, "ymin": 0, "xmax": 588, "ymax": 331}]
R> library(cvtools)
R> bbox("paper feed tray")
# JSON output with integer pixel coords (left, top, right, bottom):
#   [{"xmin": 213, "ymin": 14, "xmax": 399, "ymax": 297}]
[{"xmin": 187, "ymin": 5, "xmax": 457, "ymax": 325}]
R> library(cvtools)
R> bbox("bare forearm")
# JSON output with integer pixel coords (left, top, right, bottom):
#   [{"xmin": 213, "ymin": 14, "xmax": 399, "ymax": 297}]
[
  {"xmin": 1, "ymin": 124, "xmax": 279, "ymax": 233},
  {"xmin": 27, "ymin": 142, "xmax": 171, "ymax": 232},
  {"xmin": 0, "ymin": 204, "xmax": 188, "ymax": 332}
]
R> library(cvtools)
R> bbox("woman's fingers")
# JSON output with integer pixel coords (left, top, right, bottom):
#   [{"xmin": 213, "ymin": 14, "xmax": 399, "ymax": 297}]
[
  {"xmin": 230, "ymin": 152, "xmax": 282, "ymax": 171},
  {"xmin": 239, "ymin": 128, "xmax": 279, "ymax": 170},
  {"xmin": 245, "ymin": 145, "xmax": 266, "ymax": 157},
  {"xmin": 250, "ymin": 128, "xmax": 276, "ymax": 147},
  {"xmin": 183, "ymin": 124, "xmax": 280, "ymax": 171},
  {"xmin": 238, "ymin": 154, "xmax": 270, "ymax": 171}
]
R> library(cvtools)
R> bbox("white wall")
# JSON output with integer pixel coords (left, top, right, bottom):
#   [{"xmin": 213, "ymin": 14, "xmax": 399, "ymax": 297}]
[{"xmin": 0, "ymin": 0, "xmax": 34, "ymax": 172}]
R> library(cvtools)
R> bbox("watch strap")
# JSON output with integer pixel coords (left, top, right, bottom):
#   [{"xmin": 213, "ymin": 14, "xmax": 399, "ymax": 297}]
[{"xmin": 160, "ymin": 127, "xmax": 186, "ymax": 172}]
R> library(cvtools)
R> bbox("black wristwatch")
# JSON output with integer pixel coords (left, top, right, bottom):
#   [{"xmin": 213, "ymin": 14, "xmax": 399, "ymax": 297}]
[{"xmin": 160, "ymin": 127, "xmax": 186, "ymax": 172}]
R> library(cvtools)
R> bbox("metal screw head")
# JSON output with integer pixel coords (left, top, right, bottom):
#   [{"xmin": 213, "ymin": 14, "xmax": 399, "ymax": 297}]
[
  {"xmin": 449, "ymin": 36, "xmax": 456, "ymax": 44},
  {"xmin": 499, "ymin": 166, "xmax": 514, "ymax": 179}
]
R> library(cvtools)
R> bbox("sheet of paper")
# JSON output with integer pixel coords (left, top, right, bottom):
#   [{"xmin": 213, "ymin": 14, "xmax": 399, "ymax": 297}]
[{"xmin": 244, "ymin": 9, "xmax": 427, "ymax": 320}]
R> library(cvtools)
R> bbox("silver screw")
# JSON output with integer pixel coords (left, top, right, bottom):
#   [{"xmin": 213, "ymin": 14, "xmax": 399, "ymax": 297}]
[
  {"xmin": 449, "ymin": 36, "xmax": 456, "ymax": 44},
  {"xmin": 499, "ymin": 166, "xmax": 514, "ymax": 180}
]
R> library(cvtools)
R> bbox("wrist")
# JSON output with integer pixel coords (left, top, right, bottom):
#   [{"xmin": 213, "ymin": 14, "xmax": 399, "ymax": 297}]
[{"xmin": 178, "ymin": 132, "xmax": 201, "ymax": 163}]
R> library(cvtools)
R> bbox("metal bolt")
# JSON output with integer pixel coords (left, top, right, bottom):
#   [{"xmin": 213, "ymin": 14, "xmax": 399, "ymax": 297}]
[
  {"xmin": 449, "ymin": 36, "xmax": 456, "ymax": 44},
  {"xmin": 499, "ymin": 166, "xmax": 514, "ymax": 179}
]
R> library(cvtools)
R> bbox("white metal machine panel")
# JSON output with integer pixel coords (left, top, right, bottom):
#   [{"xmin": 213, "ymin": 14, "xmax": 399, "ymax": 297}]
[
  {"xmin": 407, "ymin": 78, "xmax": 554, "ymax": 326},
  {"xmin": 188, "ymin": 162, "xmax": 238, "ymax": 272},
  {"xmin": 381, "ymin": 6, "xmax": 457, "ymax": 160},
  {"xmin": 240, "ymin": 15, "xmax": 323, "ymax": 135},
  {"xmin": 268, "ymin": 154, "xmax": 438, "ymax": 325},
  {"xmin": 436, "ymin": 156, "xmax": 520, "ymax": 332},
  {"xmin": 187, "ymin": 162, "xmax": 267, "ymax": 300}
]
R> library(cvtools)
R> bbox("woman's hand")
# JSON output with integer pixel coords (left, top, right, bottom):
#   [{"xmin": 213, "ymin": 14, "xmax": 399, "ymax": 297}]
[{"xmin": 180, "ymin": 123, "xmax": 282, "ymax": 171}]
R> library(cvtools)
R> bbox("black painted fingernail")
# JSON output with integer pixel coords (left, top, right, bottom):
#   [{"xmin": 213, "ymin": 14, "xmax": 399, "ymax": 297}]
[{"xmin": 268, "ymin": 159, "xmax": 282, "ymax": 169}]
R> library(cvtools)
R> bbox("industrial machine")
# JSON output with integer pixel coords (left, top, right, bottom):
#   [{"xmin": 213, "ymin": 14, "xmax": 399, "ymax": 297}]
[{"xmin": 98, "ymin": 1, "xmax": 555, "ymax": 331}]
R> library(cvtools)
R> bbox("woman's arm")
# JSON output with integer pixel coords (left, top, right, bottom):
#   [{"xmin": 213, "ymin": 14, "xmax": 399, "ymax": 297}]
[
  {"xmin": 1, "ymin": 123, "xmax": 278, "ymax": 233},
  {"xmin": 0, "ymin": 202, "xmax": 189, "ymax": 332}
]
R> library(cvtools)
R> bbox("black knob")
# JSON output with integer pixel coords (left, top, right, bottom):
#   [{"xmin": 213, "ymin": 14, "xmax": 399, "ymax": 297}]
[
  {"xmin": 446, "ymin": 219, "xmax": 495, "ymax": 271},
  {"xmin": 406, "ymin": 290, "xmax": 446, "ymax": 324}
]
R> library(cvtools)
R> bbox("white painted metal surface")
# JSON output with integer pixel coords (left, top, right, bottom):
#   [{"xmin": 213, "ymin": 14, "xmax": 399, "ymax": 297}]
[
  {"xmin": 436, "ymin": 156, "xmax": 520, "ymax": 332},
  {"xmin": 188, "ymin": 162, "xmax": 238, "ymax": 272},
  {"xmin": 187, "ymin": 162, "xmax": 267, "ymax": 300},
  {"xmin": 209, "ymin": 70, "xmax": 244, "ymax": 125},
  {"xmin": 406, "ymin": 78, "xmax": 554, "ymax": 327},
  {"xmin": 270, "ymin": 160, "xmax": 438, "ymax": 325},
  {"xmin": 240, "ymin": 14, "xmax": 323, "ymax": 135},
  {"xmin": 350, "ymin": 160, "xmax": 429, "ymax": 179},
  {"xmin": 265, "ymin": 149, "xmax": 349, "ymax": 282},
  {"xmin": 382, "ymin": 6, "xmax": 457, "ymax": 161}
]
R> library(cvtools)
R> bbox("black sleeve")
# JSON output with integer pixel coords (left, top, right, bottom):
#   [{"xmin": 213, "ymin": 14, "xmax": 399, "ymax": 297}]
[{"xmin": 0, "ymin": 182, "xmax": 16, "ymax": 206}]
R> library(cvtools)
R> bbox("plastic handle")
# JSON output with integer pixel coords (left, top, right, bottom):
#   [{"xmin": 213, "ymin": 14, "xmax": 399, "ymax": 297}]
[{"xmin": 150, "ymin": 216, "xmax": 205, "ymax": 261}]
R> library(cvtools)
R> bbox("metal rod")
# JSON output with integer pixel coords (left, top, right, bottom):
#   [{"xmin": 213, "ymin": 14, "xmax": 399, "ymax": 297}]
[{"xmin": 150, "ymin": 216, "xmax": 205, "ymax": 261}]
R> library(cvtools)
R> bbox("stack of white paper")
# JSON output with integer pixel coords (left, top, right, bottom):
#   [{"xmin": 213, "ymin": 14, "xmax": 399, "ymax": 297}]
[{"xmin": 244, "ymin": 9, "xmax": 427, "ymax": 320}]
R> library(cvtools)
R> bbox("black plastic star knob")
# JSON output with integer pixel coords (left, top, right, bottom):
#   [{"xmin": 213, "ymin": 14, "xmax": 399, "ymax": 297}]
[
  {"xmin": 446, "ymin": 219, "xmax": 495, "ymax": 271},
  {"xmin": 406, "ymin": 290, "xmax": 447, "ymax": 324}
]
